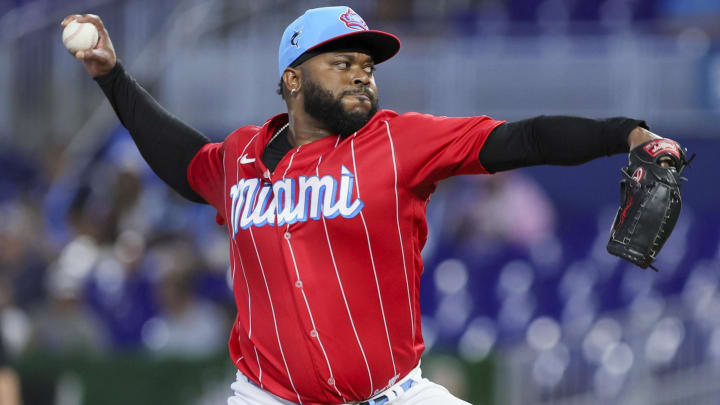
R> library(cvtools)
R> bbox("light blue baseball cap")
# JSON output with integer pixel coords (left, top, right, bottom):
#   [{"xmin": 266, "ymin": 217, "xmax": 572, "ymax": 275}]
[{"xmin": 278, "ymin": 6, "xmax": 400, "ymax": 77}]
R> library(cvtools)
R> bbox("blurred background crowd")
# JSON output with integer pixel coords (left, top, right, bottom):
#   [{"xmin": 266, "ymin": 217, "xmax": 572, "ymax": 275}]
[{"xmin": 1, "ymin": 0, "xmax": 719, "ymax": 404}]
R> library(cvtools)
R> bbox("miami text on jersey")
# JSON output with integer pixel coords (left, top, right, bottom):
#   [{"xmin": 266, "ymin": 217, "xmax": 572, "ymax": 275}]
[{"xmin": 229, "ymin": 165, "xmax": 364, "ymax": 235}]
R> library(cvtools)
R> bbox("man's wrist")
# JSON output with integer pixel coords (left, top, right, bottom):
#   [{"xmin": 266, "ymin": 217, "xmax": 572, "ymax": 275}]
[
  {"xmin": 628, "ymin": 126, "xmax": 661, "ymax": 151},
  {"xmin": 93, "ymin": 60, "xmax": 123, "ymax": 86}
]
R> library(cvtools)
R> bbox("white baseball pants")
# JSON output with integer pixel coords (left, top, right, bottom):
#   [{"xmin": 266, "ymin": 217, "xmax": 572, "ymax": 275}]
[{"xmin": 227, "ymin": 365, "xmax": 473, "ymax": 405}]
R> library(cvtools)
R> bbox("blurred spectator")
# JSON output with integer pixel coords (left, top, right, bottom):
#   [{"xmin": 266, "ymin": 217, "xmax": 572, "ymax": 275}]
[
  {"xmin": 0, "ymin": 198, "xmax": 51, "ymax": 311},
  {"xmin": 469, "ymin": 172, "xmax": 556, "ymax": 247},
  {"xmin": 141, "ymin": 239, "xmax": 229, "ymax": 358},
  {"xmin": 37, "ymin": 134, "xmax": 231, "ymax": 353},
  {"xmin": 434, "ymin": 172, "xmax": 556, "ymax": 257},
  {"xmin": 28, "ymin": 238, "xmax": 108, "ymax": 353},
  {"xmin": 63, "ymin": 160, "xmax": 157, "ymax": 349},
  {"xmin": 0, "ymin": 275, "xmax": 31, "ymax": 360},
  {"xmin": 83, "ymin": 230, "xmax": 157, "ymax": 350}
]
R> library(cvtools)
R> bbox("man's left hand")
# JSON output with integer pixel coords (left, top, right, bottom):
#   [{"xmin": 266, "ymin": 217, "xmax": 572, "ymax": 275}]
[
  {"xmin": 628, "ymin": 127, "xmax": 673, "ymax": 168},
  {"xmin": 607, "ymin": 135, "xmax": 692, "ymax": 270}
]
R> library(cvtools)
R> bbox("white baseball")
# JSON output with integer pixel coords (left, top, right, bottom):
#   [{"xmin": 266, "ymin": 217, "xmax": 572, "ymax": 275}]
[{"xmin": 62, "ymin": 20, "xmax": 99, "ymax": 54}]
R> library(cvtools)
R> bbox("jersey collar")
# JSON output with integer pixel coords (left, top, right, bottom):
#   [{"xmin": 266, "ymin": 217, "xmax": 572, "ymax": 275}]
[
  {"xmin": 251, "ymin": 110, "xmax": 392, "ymax": 180},
  {"xmin": 252, "ymin": 113, "xmax": 289, "ymax": 181}
]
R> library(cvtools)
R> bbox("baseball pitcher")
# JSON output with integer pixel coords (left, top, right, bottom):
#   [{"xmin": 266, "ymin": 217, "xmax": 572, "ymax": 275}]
[{"xmin": 63, "ymin": 6, "xmax": 690, "ymax": 405}]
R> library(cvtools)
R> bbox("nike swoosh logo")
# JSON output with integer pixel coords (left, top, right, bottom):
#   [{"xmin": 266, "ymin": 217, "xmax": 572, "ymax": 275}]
[{"xmin": 240, "ymin": 154, "xmax": 255, "ymax": 164}]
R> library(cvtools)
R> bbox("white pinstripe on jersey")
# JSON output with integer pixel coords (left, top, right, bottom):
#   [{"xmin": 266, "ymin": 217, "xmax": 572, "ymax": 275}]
[
  {"xmin": 232, "ymin": 133, "xmax": 263, "ymax": 384},
  {"xmin": 283, "ymin": 228, "xmax": 347, "ymax": 401},
  {"xmin": 383, "ymin": 120, "xmax": 415, "ymax": 339},
  {"xmin": 241, "ymin": 146, "xmax": 304, "ymax": 404},
  {"xmin": 225, "ymin": 134, "xmax": 256, "ymax": 361},
  {"xmin": 350, "ymin": 135, "xmax": 398, "ymax": 377},
  {"xmin": 281, "ymin": 146, "xmax": 301, "ymax": 179},
  {"xmin": 232, "ymin": 134, "xmax": 259, "ymax": 339},
  {"xmin": 316, "ymin": 153, "xmax": 375, "ymax": 397},
  {"xmin": 281, "ymin": 147, "xmax": 347, "ymax": 402},
  {"xmin": 248, "ymin": 226, "xmax": 303, "ymax": 404},
  {"xmin": 230, "ymin": 240, "xmax": 253, "ymax": 338},
  {"xmin": 254, "ymin": 346, "xmax": 263, "ymax": 388}
]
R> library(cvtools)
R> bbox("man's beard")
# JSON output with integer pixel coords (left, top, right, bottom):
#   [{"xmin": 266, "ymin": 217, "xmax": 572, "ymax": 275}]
[{"xmin": 302, "ymin": 77, "xmax": 379, "ymax": 138}]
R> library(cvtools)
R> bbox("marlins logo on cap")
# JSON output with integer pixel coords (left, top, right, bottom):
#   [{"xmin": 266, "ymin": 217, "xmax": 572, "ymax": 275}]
[
  {"xmin": 339, "ymin": 8, "xmax": 368, "ymax": 30},
  {"xmin": 278, "ymin": 6, "xmax": 401, "ymax": 77}
]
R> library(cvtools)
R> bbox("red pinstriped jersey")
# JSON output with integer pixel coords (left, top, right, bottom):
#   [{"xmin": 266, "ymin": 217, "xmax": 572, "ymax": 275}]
[{"xmin": 187, "ymin": 109, "xmax": 503, "ymax": 404}]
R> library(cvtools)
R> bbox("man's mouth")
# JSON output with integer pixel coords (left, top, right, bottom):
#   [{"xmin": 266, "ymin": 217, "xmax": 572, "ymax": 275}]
[{"xmin": 345, "ymin": 92, "xmax": 371, "ymax": 103}]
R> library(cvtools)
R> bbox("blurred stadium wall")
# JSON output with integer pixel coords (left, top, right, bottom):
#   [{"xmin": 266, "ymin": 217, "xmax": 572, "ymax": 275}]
[{"xmin": 1, "ymin": 0, "xmax": 719, "ymax": 404}]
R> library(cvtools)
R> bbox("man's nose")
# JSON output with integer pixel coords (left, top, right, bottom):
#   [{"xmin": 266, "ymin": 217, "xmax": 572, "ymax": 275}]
[{"xmin": 352, "ymin": 70, "xmax": 370, "ymax": 86}]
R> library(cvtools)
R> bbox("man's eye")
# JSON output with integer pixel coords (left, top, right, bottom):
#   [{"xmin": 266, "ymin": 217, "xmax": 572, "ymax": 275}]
[
  {"xmin": 364, "ymin": 66, "xmax": 376, "ymax": 74},
  {"xmin": 335, "ymin": 61, "xmax": 349, "ymax": 69}
]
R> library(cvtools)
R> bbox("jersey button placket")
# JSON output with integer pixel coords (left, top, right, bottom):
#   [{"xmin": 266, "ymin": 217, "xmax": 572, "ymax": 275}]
[{"xmin": 270, "ymin": 165, "xmax": 328, "ymax": 390}]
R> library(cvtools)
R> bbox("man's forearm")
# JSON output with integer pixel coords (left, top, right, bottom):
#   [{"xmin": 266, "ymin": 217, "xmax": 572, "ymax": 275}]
[
  {"xmin": 95, "ymin": 62, "xmax": 209, "ymax": 203},
  {"xmin": 480, "ymin": 115, "xmax": 646, "ymax": 173}
]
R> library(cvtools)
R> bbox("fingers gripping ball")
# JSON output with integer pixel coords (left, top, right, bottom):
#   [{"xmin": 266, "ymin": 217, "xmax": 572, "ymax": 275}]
[
  {"xmin": 607, "ymin": 139, "xmax": 693, "ymax": 271},
  {"xmin": 62, "ymin": 20, "xmax": 99, "ymax": 54}
]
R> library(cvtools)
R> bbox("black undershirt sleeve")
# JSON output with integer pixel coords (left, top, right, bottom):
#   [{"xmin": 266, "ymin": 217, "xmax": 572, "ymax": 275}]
[
  {"xmin": 480, "ymin": 115, "xmax": 646, "ymax": 173},
  {"xmin": 94, "ymin": 62, "xmax": 210, "ymax": 203}
]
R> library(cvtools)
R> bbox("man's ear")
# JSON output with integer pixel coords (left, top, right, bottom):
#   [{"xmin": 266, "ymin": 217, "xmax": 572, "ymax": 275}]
[{"xmin": 282, "ymin": 67, "xmax": 302, "ymax": 96}]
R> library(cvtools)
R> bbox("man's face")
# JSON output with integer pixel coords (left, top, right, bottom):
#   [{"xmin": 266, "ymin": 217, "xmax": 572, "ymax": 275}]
[{"xmin": 300, "ymin": 51, "xmax": 379, "ymax": 137}]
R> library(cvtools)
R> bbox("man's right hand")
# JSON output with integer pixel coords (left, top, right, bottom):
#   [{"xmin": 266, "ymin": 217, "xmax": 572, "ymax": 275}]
[{"xmin": 61, "ymin": 14, "xmax": 117, "ymax": 78}]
